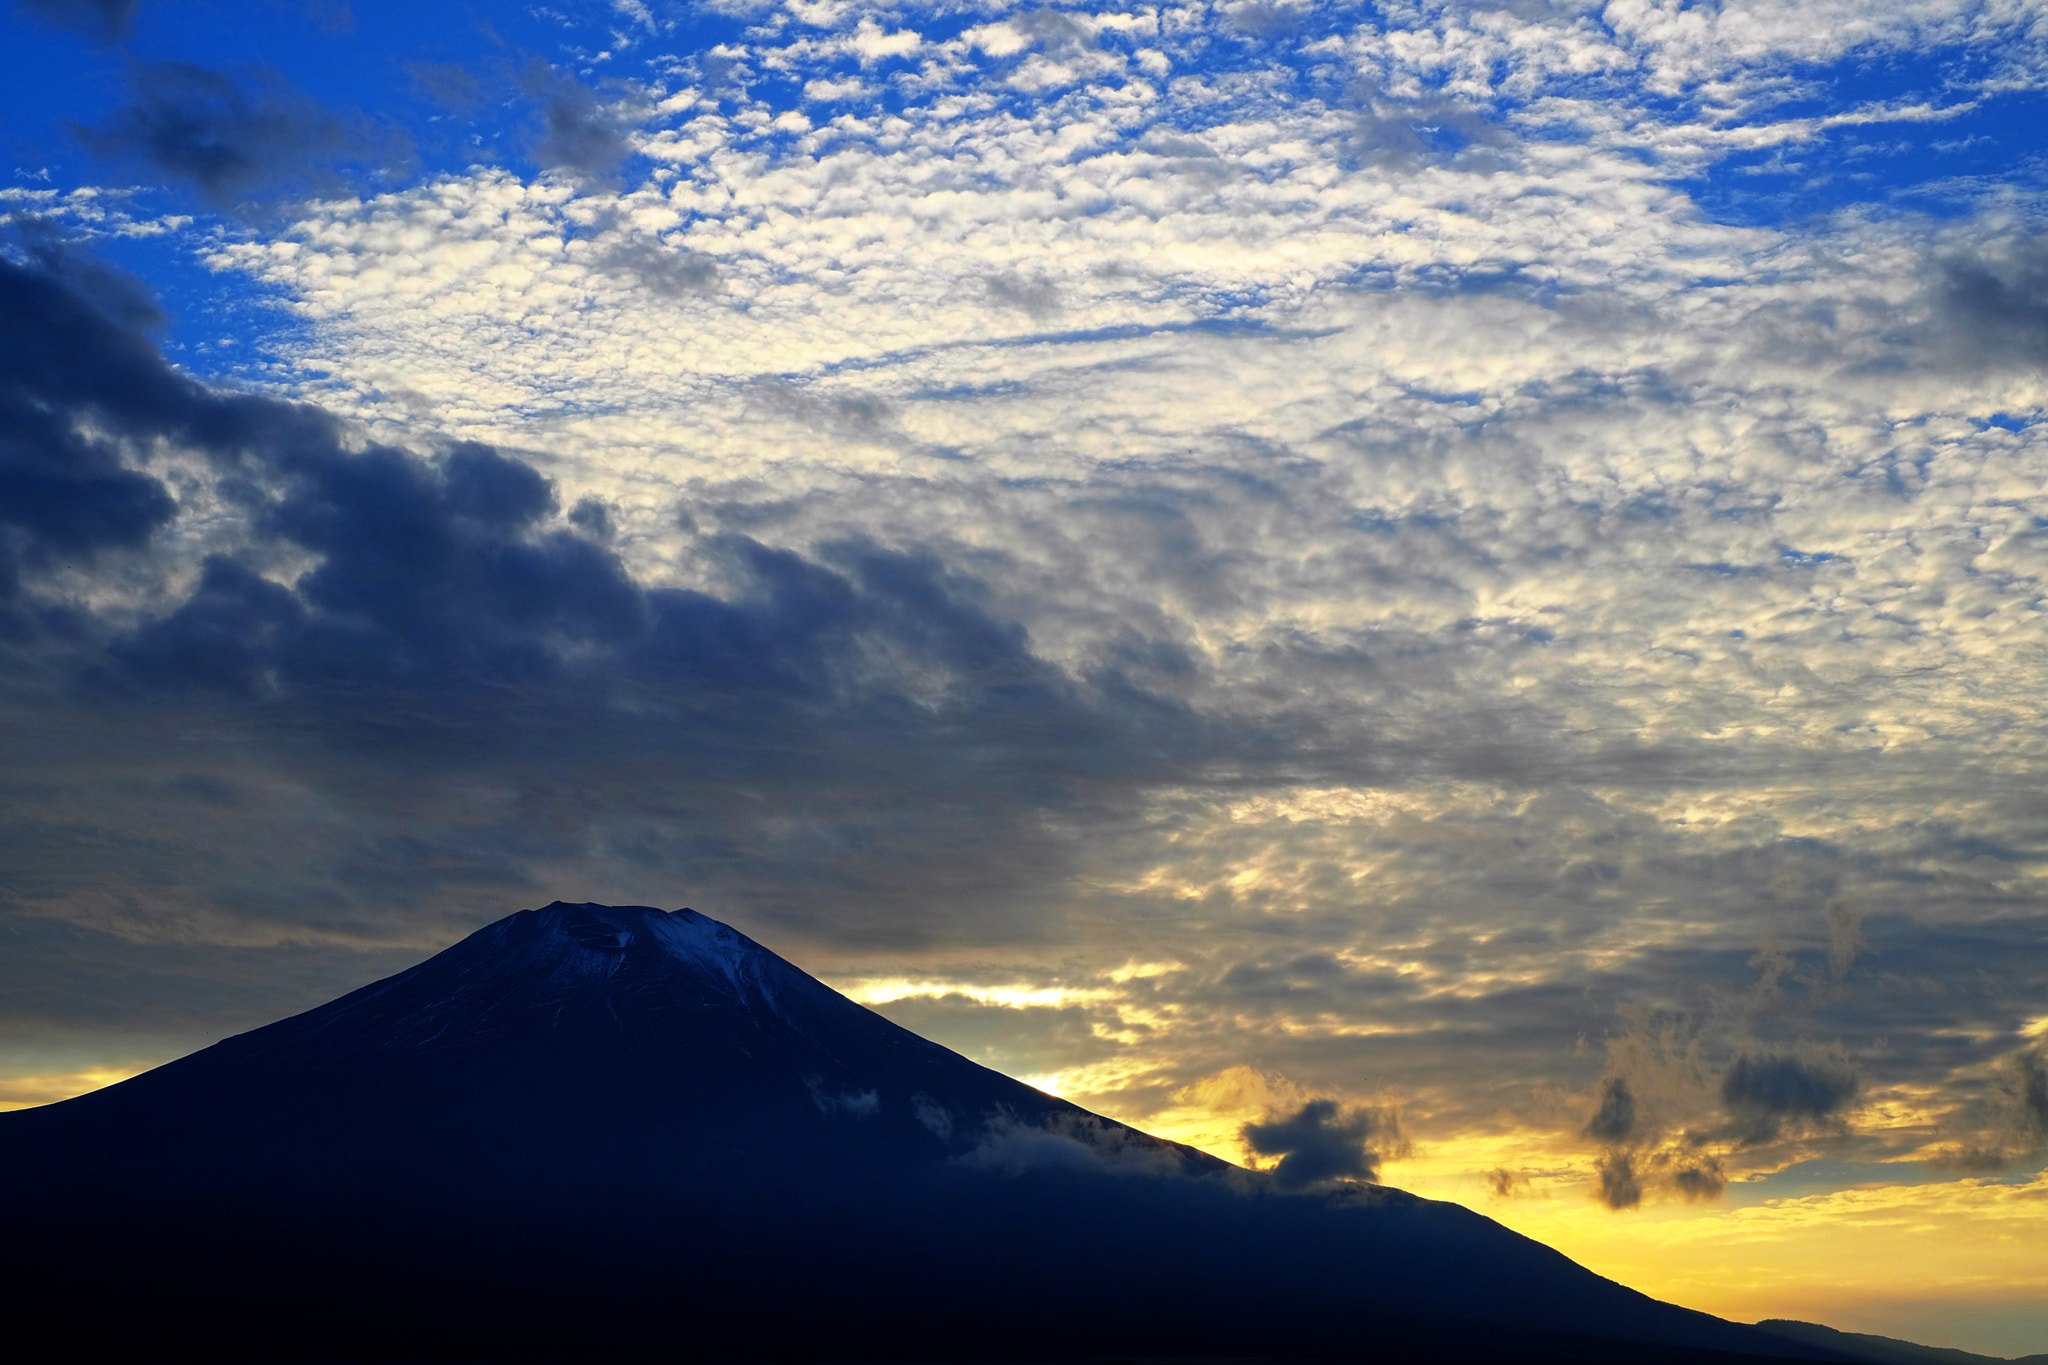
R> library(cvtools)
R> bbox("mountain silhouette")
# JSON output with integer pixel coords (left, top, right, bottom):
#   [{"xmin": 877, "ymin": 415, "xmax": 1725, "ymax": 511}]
[{"xmin": 2, "ymin": 902, "xmax": 1845, "ymax": 1364}]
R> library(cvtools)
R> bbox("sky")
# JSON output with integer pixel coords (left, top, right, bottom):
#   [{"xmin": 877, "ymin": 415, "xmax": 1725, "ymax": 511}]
[{"xmin": 4, "ymin": 0, "xmax": 2048, "ymax": 1353}]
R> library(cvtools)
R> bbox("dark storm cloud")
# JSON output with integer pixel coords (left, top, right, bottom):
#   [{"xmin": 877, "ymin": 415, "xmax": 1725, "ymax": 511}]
[
  {"xmin": 749, "ymin": 381, "xmax": 901, "ymax": 445},
  {"xmin": 524, "ymin": 66, "xmax": 637, "ymax": 188},
  {"xmin": 1672, "ymin": 1161, "xmax": 1727, "ymax": 1201},
  {"xmin": 1079, "ymin": 888, "xmax": 2048, "ymax": 1169},
  {"xmin": 0, "ymin": 229, "xmax": 425, "ymax": 619},
  {"xmin": 984, "ymin": 271, "xmax": 1062, "ymax": 320},
  {"xmin": 1242, "ymin": 1099, "xmax": 1394, "ymax": 1188},
  {"xmin": 1594, "ymin": 1152, "xmax": 1641, "ymax": 1210},
  {"xmin": 1011, "ymin": 8, "xmax": 1094, "ymax": 56},
  {"xmin": 406, "ymin": 60, "xmax": 488, "ymax": 116},
  {"xmin": 567, "ymin": 497, "xmax": 614, "ymax": 541},
  {"xmin": 96, "ymin": 436, "xmax": 1085, "ymax": 733},
  {"xmin": 2017, "ymin": 1048, "xmax": 2048, "ymax": 1142},
  {"xmin": 0, "ymin": 242, "xmax": 1027, "ymax": 725},
  {"xmin": 1487, "ymin": 1167, "xmax": 1530, "ymax": 1197},
  {"xmin": 1628, "ymin": 917, "xmax": 2048, "ymax": 1080},
  {"xmin": 0, "ymin": 235, "xmax": 181, "ymax": 613},
  {"xmin": 1720, "ymin": 1052, "xmax": 1859, "ymax": 1144},
  {"xmin": 1220, "ymin": 0, "xmax": 1307, "ymax": 39},
  {"xmin": 1341, "ymin": 85, "xmax": 1516, "ymax": 175},
  {"xmin": 1937, "ymin": 237, "xmax": 2048, "ymax": 365},
  {"xmin": 107, "ymin": 440, "xmax": 647, "ymax": 699},
  {"xmin": 1219, "ymin": 953, "xmax": 1411, "ymax": 1008},
  {"xmin": 73, "ymin": 61, "xmax": 408, "ymax": 211},
  {"xmin": 109, "ymin": 558, "xmax": 301, "ymax": 695},
  {"xmin": 6, "ymin": 218, "xmax": 163, "ymax": 330},
  {"xmin": 595, "ymin": 235, "xmax": 719, "ymax": 297},
  {"xmin": 14, "ymin": 0, "xmax": 136, "ymax": 41},
  {"xmin": 1584, "ymin": 1076, "xmax": 1636, "ymax": 1143}
]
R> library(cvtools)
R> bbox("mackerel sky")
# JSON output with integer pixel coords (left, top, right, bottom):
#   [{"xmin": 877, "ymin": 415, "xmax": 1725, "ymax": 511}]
[{"xmin": 5, "ymin": 0, "xmax": 2048, "ymax": 1351}]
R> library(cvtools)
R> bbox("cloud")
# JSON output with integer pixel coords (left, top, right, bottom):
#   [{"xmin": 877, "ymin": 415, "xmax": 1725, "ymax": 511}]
[
  {"xmin": 1936, "ymin": 237, "xmax": 2048, "ymax": 368},
  {"xmin": 0, "ymin": 238, "xmax": 1248, "ymax": 955},
  {"xmin": 0, "ymin": 241, "xmax": 991, "ymax": 729},
  {"xmin": 524, "ymin": 67, "xmax": 639, "ymax": 188},
  {"xmin": 1721, "ymin": 1052, "xmax": 1860, "ymax": 1145},
  {"xmin": 1559, "ymin": 923, "xmax": 1901, "ymax": 1209},
  {"xmin": 1584, "ymin": 1077, "xmax": 1637, "ymax": 1144},
  {"xmin": 958, "ymin": 1111, "xmax": 1188, "ymax": 1177},
  {"xmin": 102, "ymin": 437, "xmax": 1096, "ymax": 729},
  {"xmin": 2016, "ymin": 1049, "xmax": 2048, "ymax": 1143},
  {"xmin": 73, "ymin": 61, "xmax": 407, "ymax": 211},
  {"xmin": 0, "ymin": 238, "xmax": 182, "ymax": 609},
  {"xmin": 1220, "ymin": 953, "xmax": 1411, "ymax": 1007},
  {"xmin": 805, "ymin": 1074, "xmax": 879, "ymax": 1116},
  {"xmin": 406, "ymin": 60, "xmax": 487, "ymax": 116},
  {"xmin": 1341, "ymin": 87, "xmax": 1517, "ymax": 174},
  {"xmin": 567, "ymin": 497, "xmax": 614, "ymax": 540},
  {"xmin": 1673, "ymin": 1160, "xmax": 1728, "ymax": 1202},
  {"xmin": 1822, "ymin": 901, "xmax": 1867, "ymax": 981},
  {"xmin": 4, "ymin": 217, "xmax": 162, "ymax": 328},
  {"xmin": 912, "ymin": 1093, "xmax": 952, "ymax": 1139},
  {"xmin": 983, "ymin": 271, "xmax": 1061, "ymax": 320},
  {"xmin": 1595, "ymin": 1152, "xmax": 1641, "ymax": 1211},
  {"xmin": 593, "ymin": 234, "xmax": 720, "ymax": 297},
  {"xmin": 14, "ymin": 0, "xmax": 137, "ymax": 41},
  {"xmin": 1242, "ymin": 1098, "xmax": 1397, "ymax": 1189}
]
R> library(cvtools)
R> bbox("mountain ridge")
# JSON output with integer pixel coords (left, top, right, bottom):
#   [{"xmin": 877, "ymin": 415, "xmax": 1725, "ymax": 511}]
[
  {"xmin": 1757, "ymin": 1321, "xmax": 2048, "ymax": 1365},
  {"xmin": 54, "ymin": 901, "xmax": 1230, "ymax": 1183}
]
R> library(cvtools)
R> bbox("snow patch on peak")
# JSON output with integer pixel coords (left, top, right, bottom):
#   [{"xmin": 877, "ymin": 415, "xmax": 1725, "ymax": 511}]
[
  {"xmin": 519, "ymin": 902, "xmax": 814, "ymax": 1022},
  {"xmin": 526, "ymin": 902, "xmax": 760, "ymax": 968},
  {"xmin": 645, "ymin": 905, "xmax": 761, "ymax": 962}
]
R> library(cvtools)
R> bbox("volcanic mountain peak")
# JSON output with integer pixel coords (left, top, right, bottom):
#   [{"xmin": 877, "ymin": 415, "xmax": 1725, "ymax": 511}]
[
  {"xmin": 492, "ymin": 900, "xmax": 782, "ymax": 990},
  {"xmin": 452, "ymin": 899, "xmax": 761, "ymax": 968},
  {"xmin": 494, "ymin": 900, "xmax": 833, "ymax": 1027},
  {"xmin": 0, "ymin": 899, "xmax": 1846, "ymax": 1365},
  {"xmin": 526, "ymin": 899, "xmax": 751, "ymax": 958},
  {"xmin": 177, "ymin": 899, "xmax": 858, "ymax": 1077}
]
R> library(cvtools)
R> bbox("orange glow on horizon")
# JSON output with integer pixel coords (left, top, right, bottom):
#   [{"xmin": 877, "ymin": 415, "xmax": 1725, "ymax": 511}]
[{"xmin": 0, "ymin": 1066, "xmax": 146, "ymax": 1112}]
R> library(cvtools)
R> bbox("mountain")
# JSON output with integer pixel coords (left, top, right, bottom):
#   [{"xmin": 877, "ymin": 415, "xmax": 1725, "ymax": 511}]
[
  {"xmin": 1757, "ymin": 1322, "xmax": 2048, "ymax": 1365},
  {"xmin": 3, "ymin": 902, "xmax": 1845, "ymax": 1364}
]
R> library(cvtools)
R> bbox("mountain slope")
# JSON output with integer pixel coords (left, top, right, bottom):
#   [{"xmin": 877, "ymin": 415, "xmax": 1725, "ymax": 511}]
[
  {"xmin": 33, "ymin": 902, "xmax": 1206, "ymax": 1177},
  {"xmin": 1757, "ymin": 1321, "xmax": 2048, "ymax": 1365},
  {"xmin": 2, "ymin": 902, "xmax": 1841, "ymax": 1364}
]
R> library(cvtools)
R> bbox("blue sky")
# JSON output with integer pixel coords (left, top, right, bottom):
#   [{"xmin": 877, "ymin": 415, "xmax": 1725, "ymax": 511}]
[{"xmin": 5, "ymin": 0, "xmax": 2048, "ymax": 1351}]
